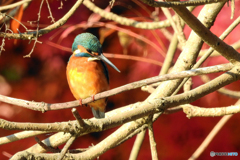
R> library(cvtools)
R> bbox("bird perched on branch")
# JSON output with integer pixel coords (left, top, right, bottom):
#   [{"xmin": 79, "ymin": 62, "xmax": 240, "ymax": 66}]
[{"xmin": 67, "ymin": 33, "xmax": 120, "ymax": 119}]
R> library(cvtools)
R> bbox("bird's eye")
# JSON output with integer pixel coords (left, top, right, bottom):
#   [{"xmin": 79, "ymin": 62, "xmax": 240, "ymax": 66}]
[{"xmin": 87, "ymin": 49, "xmax": 92, "ymax": 54}]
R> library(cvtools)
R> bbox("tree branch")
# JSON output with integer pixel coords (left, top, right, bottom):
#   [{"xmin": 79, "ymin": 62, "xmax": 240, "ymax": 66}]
[
  {"xmin": 173, "ymin": 12, "xmax": 240, "ymax": 95},
  {"xmin": 139, "ymin": 0, "xmax": 225, "ymax": 7},
  {"xmin": 13, "ymin": 66, "xmax": 240, "ymax": 155},
  {"xmin": 0, "ymin": 0, "xmax": 83, "ymax": 39},
  {"xmin": 57, "ymin": 135, "xmax": 77, "ymax": 160},
  {"xmin": 171, "ymin": 3, "xmax": 240, "ymax": 65},
  {"xmin": 0, "ymin": 131, "xmax": 49, "ymax": 145},
  {"xmin": 35, "ymin": 137, "xmax": 60, "ymax": 153},
  {"xmin": 129, "ymin": 130, "xmax": 146, "ymax": 160},
  {"xmin": 188, "ymin": 98, "xmax": 240, "ymax": 160},
  {"xmin": 0, "ymin": 63, "xmax": 233, "ymax": 111},
  {"xmin": 201, "ymin": 74, "xmax": 240, "ymax": 98},
  {"xmin": 0, "ymin": 0, "xmax": 31, "ymax": 11},
  {"xmin": 72, "ymin": 108, "xmax": 85, "ymax": 128},
  {"xmin": 148, "ymin": 124, "xmax": 158, "ymax": 160},
  {"xmin": 183, "ymin": 104, "xmax": 240, "ymax": 118},
  {"xmin": 146, "ymin": 1, "xmax": 225, "ymax": 102},
  {"xmin": 83, "ymin": 0, "xmax": 172, "ymax": 29}
]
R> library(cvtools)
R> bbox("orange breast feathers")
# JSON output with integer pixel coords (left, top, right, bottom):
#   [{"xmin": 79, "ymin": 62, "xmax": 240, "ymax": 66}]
[{"xmin": 66, "ymin": 56, "xmax": 109, "ymax": 112}]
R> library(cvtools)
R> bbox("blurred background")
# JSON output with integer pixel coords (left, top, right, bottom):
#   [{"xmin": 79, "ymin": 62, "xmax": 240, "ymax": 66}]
[{"xmin": 0, "ymin": 0, "xmax": 240, "ymax": 159}]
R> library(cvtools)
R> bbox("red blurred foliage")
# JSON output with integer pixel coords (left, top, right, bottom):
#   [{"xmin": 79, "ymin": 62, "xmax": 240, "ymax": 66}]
[{"xmin": 0, "ymin": 0, "xmax": 240, "ymax": 159}]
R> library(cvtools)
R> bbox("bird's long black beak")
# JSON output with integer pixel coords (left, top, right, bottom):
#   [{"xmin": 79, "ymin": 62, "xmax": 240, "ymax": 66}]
[{"xmin": 98, "ymin": 54, "xmax": 120, "ymax": 72}]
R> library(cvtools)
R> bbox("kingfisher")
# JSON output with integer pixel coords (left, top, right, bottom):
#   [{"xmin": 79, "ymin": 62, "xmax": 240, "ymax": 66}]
[{"xmin": 66, "ymin": 33, "xmax": 120, "ymax": 119}]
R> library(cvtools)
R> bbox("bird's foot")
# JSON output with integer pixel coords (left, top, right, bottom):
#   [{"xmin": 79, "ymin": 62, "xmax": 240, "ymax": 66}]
[
  {"xmin": 91, "ymin": 95, "xmax": 95, "ymax": 101},
  {"xmin": 79, "ymin": 99, "xmax": 88, "ymax": 107},
  {"xmin": 79, "ymin": 99, "xmax": 83, "ymax": 106}
]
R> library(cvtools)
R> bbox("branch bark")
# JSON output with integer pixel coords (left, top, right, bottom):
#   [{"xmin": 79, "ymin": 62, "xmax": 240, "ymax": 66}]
[
  {"xmin": 10, "ymin": 66, "xmax": 240, "ymax": 156},
  {"xmin": 0, "ymin": 63, "xmax": 233, "ymax": 111},
  {"xmin": 0, "ymin": 0, "xmax": 83, "ymax": 39}
]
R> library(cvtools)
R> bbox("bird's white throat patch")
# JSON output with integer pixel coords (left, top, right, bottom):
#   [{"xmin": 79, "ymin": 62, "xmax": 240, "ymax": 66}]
[
  {"xmin": 74, "ymin": 49, "xmax": 81, "ymax": 54},
  {"xmin": 88, "ymin": 57, "xmax": 100, "ymax": 61}
]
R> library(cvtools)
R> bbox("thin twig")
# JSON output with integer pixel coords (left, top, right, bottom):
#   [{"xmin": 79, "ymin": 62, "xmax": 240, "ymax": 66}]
[
  {"xmin": 161, "ymin": 8, "xmax": 185, "ymax": 47},
  {"xmin": 0, "ymin": 24, "xmax": 6, "ymax": 55},
  {"xmin": 172, "ymin": 4, "xmax": 240, "ymax": 65},
  {"xmin": 188, "ymin": 99, "xmax": 240, "ymax": 160},
  {"xmin": 23, "ymin": 0, "xmax": 44, "ymax": 58},
  {"xmin": 0, "ymin": 0, "xmax": 84, "ymax": 40},
  {"xmin": 146, "ymin": 2, "xmax": 224, "ymax": 104},
  {"xmin": 72, "ymin": 108, "xmax": 85, "ymax": 128},
  {"xmin": 164, "ymin": 106, "xmax": 182, "ymax": 114},
  {"xmin": 230, "ymin": 0, "xmax": 235, "ymax": 19},
  {"xmin": 129, "ymin": 130, "xmax": 146, "ymax": 160},
  {"xmin": 141, "ymin": 85, "xmax": 155, "ymax": 93},
  {"xmin": 0, "ymin": 63, "xmax": 233, "ymax": 111},
  {"xmin": 57, "ymin": 135, "xmax": 77, "ymax": 160},
  {"xmin": 175, "ymin": 14, "xmax": 186, "ymax": 45},
  {"xmin": 172, "ymin": 7, "xmax": 240, "ymax": 95},
  {"xmin": 83, "ymin": 0, "xmax": 173, "ymax": 29},
  {"xmin": 189, "ymin": 115, "xmax": 233, "ymax": 160},
  {"xmin": 35, "ymin": 137, "xmax": 61, "ymax": 153},
  {"xmin": 0, "ymin": 12, "xmax": 28, "ymax": 31},
  {"xmin": 148, "ymin": 124, "xmax": 159, "ymax": 160},
  {"xmin": 0, "ymin": 0, "xmax": 31, "ymax": 11},
  {"xmin": 31, "ymin": 0, "xmax": 83, "ymax": 36},
  {"xmin": 140, "ymin": 0, "xmax": 225, "ymax": 7},
  {"xmin": 45, "ymin": 0, "xmax": 55, "ymax": 23},
  {"xmin": 159, "ymin": 33, "xmax": 178, "ymax": 75}
]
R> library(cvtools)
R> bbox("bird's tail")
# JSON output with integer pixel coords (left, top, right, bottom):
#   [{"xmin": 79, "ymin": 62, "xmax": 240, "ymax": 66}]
[{"xmin": 91, "ymin": 107, "xmax": 105, "ymax": 119}]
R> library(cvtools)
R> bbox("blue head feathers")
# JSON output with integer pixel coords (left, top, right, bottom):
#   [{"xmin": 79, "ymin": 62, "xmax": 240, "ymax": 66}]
[
  {"xmin": 71, "ymin": 32, "xmax": 121, "ymax": 73},
  {"xmin": 72, "ymin": 33, "xmax": 102, "ymax": 53}
]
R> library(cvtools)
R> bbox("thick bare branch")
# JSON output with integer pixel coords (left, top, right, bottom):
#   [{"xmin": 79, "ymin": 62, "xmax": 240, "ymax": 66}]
[
  {"xmin": 173, "ymin": 12, "xmax": 240, "ymax": 95},
  {"xmin": 183, "ymin": 105, "xmax": 240, "ymax": 118},
  {"xmin": 146, "ymin": 1, "xmax": 225, "ymax": 102},
  {"xmin": 0, "ymin": 131, "xmax": 49, "ymax": 145},
  {"xmin": 15, "ymin": 66, "xmax": 240, "ymax": 154},
  {"xmin": 172, "ymin": 4, "xmax": 240, "ymax": 65}
]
